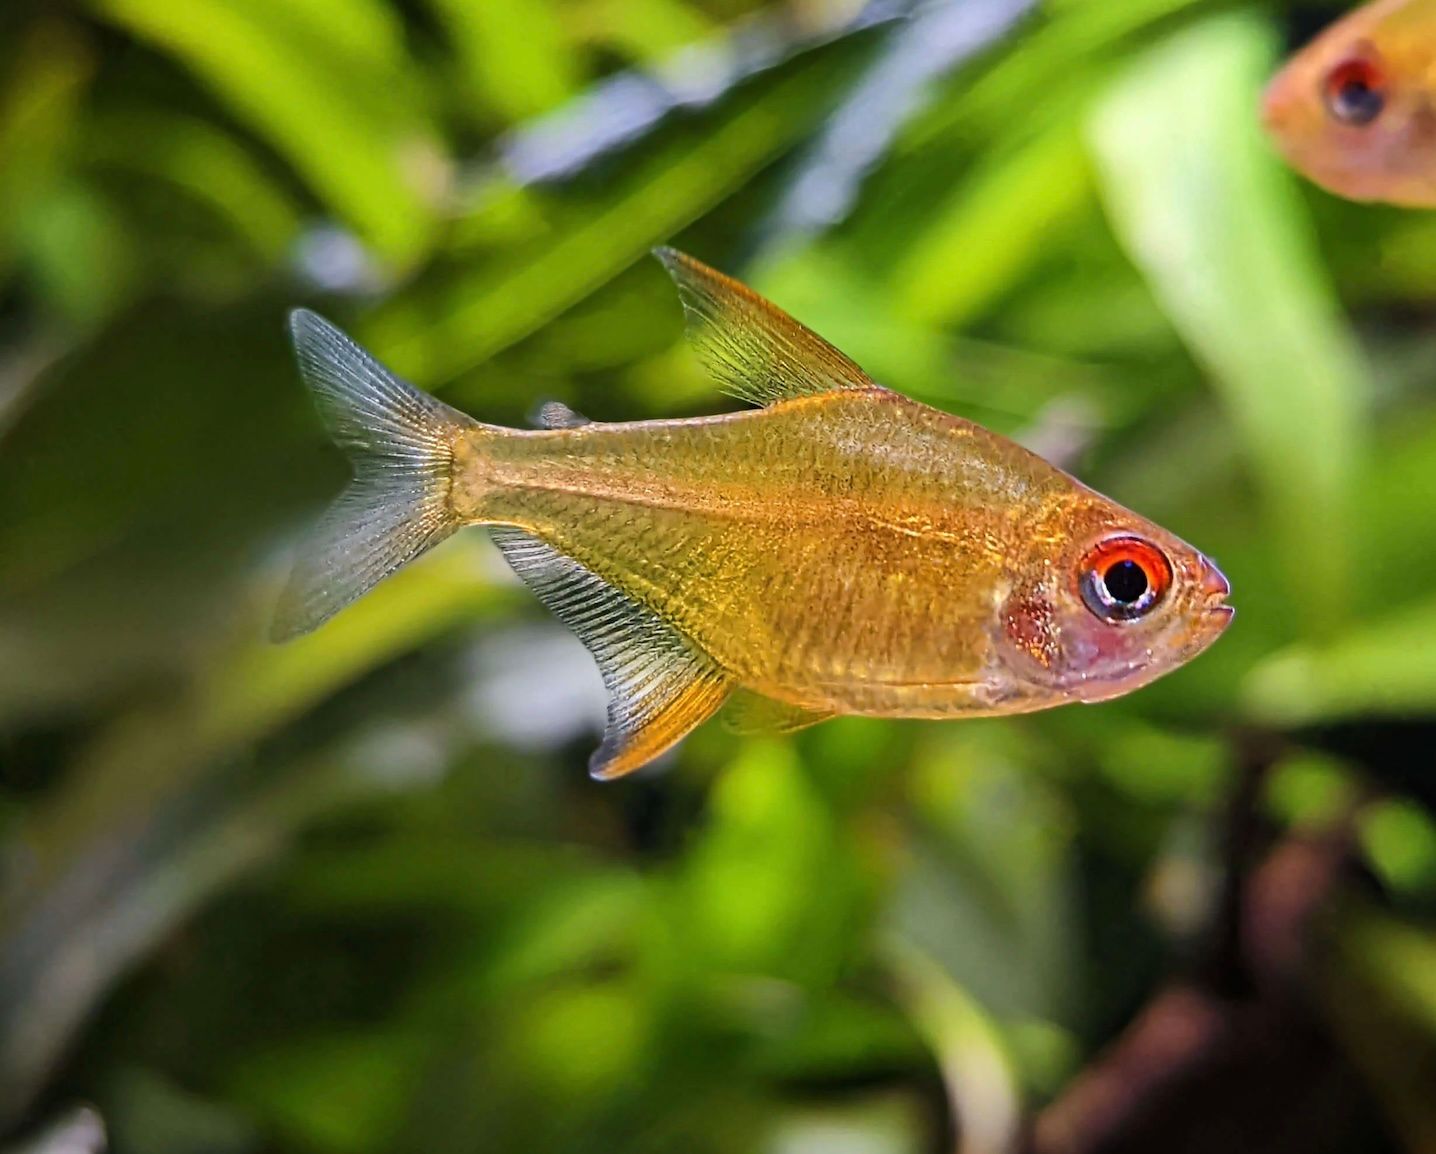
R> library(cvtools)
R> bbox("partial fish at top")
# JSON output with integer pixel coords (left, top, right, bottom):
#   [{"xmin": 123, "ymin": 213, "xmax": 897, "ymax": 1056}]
[{"xmin": 1264, "ymin": 0, "xmax": 1436, "ymax": 206}]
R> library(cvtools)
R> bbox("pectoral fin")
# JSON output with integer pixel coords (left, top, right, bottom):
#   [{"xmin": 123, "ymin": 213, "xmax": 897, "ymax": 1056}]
[
  {"xmin": 654, "ymin": 248, "xmax": 877, "ymax": 407},
  {"xmin": 490, "ymin": 528, "xmax": 729, "ymax": 779},
  {"xmin": 723, "ymin": 691, "xmax": 834, "ymax": 736}
]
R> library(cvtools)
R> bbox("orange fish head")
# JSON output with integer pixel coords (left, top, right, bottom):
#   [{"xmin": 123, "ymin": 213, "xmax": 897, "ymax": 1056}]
[
  {"xmin": 1263, "ymin": 8, "xmax": 1436, "ymax": 207},
  {"xmin": 997, "ymin": 501, "xmax": 1232, "ymax": 704}
]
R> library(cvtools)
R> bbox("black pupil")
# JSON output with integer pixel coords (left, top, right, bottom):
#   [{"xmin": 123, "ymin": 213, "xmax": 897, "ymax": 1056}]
[
  {"xmin": 1332, "ymin": 78, "xmax": 1383, "ymax": 125},
  {"xmin": 1103, "ymin": 560, "xmax": 1148, "ymax": 605}
]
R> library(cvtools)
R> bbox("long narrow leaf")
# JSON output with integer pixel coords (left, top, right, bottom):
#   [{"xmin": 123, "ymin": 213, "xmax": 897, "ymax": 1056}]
[{"xmin": 1091, "ymin": 14, "xmax": 1369, "ymax": 634}]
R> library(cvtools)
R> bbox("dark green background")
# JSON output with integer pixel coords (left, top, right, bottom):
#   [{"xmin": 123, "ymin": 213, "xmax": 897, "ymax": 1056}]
[{"xmin": 2, "ymin": 0, "xmax": 1434, "ymax": 1151}]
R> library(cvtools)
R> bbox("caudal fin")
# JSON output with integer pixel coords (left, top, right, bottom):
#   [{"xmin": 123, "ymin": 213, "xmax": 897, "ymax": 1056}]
[{"xmin": 272, "ymin": 310, "xmax": 477, "ymax": 641}]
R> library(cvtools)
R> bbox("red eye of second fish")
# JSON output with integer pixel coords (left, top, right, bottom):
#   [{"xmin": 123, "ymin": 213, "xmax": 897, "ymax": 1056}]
[
  {"xmin": 1323, "ymin": 58, "xmax": 1386, "ymax": 126},
  {"xmin": 1079, "ymin": 537, "xmax": 1172, "ymax": 623}
]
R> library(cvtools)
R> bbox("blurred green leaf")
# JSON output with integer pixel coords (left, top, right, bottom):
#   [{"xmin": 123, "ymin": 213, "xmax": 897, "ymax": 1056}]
[
  {"xmin": 584, "ymin": 0, "xmax": 716, "ymax": 63},
  {"xmin": 751, "ymin": 246, "xmax": 1120, "ymax": 423},
  {"xmin": 1091, "ymin": 13, "xmax": 1369, "ymax": 633},
  {"xmin": 17, "ymin": 540, "xmax": 501, "ymax": 886},
  {"xmin": 87, "ymin": 0, "xmax": 442, "ymax": 263},
  {"xmin": 1264, "ymin": 751, "xmax": 1356, "ymax": 831},
  {"xmin": 478, "ymin": 872, "xmax": 647, "ymax": 991},
  {"xmin": 105, "ymin": 1069, "xmax": 256, "ymax": 1154},
  {"xmin": 1092, "ymin": 721, "xmax": 1230, "ymax": 807},
  {"xmin": 0, "ymin": 545, "xmax": 505, "ymax": 1124},
  {"xmin": 85, "ymin": 111, "xmax": 302, "ymax": 261},
  {"xmin": 1361, "ymin": 800, "xmax": 1436, "ymax": 899},
  {"xmin": 0, "ymin": 21, "xmax": 92, "ymax": 278},
  {"xmin": 368, "ymin": 45, "xmax": 859, "ymax": 384},
  {"xmin": 892, "ymin": 123, "xmax": 1089, "ymax": 329},
  {"xmin": 17, "ymin": 180, "xmax": 136, "ymax": 325},
  {"xmin": 765, "ymin": 1095, "xmax": 926, "ymax": 1154},
  {"xmin": 894, "ymin": 725, "xmax": 1077, "ymax": 1021},
  {"xmin": 885, "ymin": 939, "xmax": 1021, "ymax": 1154},
  {"xmin": 910, "ymin": 0, "xmax": 1204, "ymax": 146},
  {"xmin": 229, "ymin": 1030, "xmax": 433, "ymax": 1154},
  {"xmin": 507, "ymin": 980, "xmax": 652, "ymax": 1101},
  {"xmin": 679, "ymin": 740, "xmax": 861, "ymax": 987},
  {"xmin": 1245, "ymin": 594, "xmax": 1436, "ymax": 726},
  {"xmin": 1353, "ymin": 410, "xmax": 1436, "ymax": 618},
  {"xmin": 429, "ymin": 0, "xmax": 579, "ymax": 123},
  {"xmin": 1322, "ymin": 908, "xmax": 1436, "ymax": 1154},
  {"xmin": 1340, "ymin": 909, "xmax": 1436, "ymax": 1035}
]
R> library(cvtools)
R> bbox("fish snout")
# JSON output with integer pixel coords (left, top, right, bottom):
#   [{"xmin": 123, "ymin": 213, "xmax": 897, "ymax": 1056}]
[
  {"xmin": 1261, "ymin": 72, "xmax": 1295, "ymax": 135},
  {"xmin": 1197, "ymin": 555, "xmax": 1234, "ymax": 624}
]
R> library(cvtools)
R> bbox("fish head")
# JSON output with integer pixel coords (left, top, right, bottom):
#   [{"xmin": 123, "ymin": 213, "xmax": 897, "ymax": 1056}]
[
  {"xmin": 1262, "ymin": 0, "xmax": 1436, "ymax": 206},
  {"xmin": 995, "ymin": 496, "xmax": 1232, "ymax": 705}
]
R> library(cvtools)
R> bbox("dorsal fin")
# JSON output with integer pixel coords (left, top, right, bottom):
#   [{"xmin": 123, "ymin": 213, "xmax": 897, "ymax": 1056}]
[
  {"xmin": 534, "ymin": 400, "xmax": 591, "ymax": 429},
  {"xmin": 489, "ymin": 527, "xmax": 729, "ymax": 779},
  {"xmin": 654, "ymin": 247, "xmax": 876, "ymax": 407},
  {"xmin": 723, "ymin": 690, "xmax": 834, "ymax": 736}
]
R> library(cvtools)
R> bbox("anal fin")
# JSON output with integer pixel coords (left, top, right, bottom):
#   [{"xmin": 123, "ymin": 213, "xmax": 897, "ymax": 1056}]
[
  {"xmin": 489, "ymin": 527, "xmax": 729, "ymax": 779},
  {"xmin": 724, "ymin": 690, "xmax": 834, "ymax": 736}
]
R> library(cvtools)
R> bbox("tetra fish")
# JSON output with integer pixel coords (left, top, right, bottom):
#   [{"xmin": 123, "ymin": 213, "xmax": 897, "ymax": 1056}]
[
  {"xmin": 276, "ymin": 250, "xmax": 1232, "ymax": 778},
  {"xmin": 1263, "ymin": 0, "xmax": 1436, "ymax": 206}
]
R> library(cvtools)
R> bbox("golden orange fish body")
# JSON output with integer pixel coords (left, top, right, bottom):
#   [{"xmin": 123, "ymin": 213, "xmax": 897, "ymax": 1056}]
[
  {"xmin": 277, "ymin": 251, "xmax": 1232, "ymax": 778},
  {"xmin": 1264, "ymin": 0, "xmax": 1436, "ymax": 205},
  {"xmin": 460, "ymin": 391, "xmax": 1228, "ymax": 719}
]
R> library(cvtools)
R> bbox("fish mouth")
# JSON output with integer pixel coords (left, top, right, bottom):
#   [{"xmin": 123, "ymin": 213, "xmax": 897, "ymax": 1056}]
[
  {"xmin": 1205, "ymin": 604, "xmax": 1236, "ymax": 630},
  {"xmin": 1197, "ymin": 556, "xmax": 1234, "ymax": 628},
  {"xmin": 1260, "ymin": 72, "xmax": 1294, "ymax": 135}
]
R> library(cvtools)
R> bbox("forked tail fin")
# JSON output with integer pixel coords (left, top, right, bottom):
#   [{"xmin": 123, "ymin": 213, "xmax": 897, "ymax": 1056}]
[{"xmin": 272, "ymin": 310, "xmax": 478, "ymax": 641}]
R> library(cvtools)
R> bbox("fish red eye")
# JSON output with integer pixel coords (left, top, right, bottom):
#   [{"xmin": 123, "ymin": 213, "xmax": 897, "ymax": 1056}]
[
  {"xmin": 1078, "ymin": 537, "xmax": 1172, "ymax": 623},
  {"xmin": 1323, "ymin": 58, "xmax": 1385, "ymax": 126}
]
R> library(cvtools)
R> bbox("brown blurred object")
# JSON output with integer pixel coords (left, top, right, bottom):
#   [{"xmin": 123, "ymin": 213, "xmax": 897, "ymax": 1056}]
[{"xmin": 1024, "ymin": 748, "xmax": 1386, "ymax": 1154}]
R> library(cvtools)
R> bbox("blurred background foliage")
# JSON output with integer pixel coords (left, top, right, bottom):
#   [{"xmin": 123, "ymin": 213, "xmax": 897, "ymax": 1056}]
[{"xmin": 2, "ymin": 0, "xmax": 1436, "ymax": 1150}]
